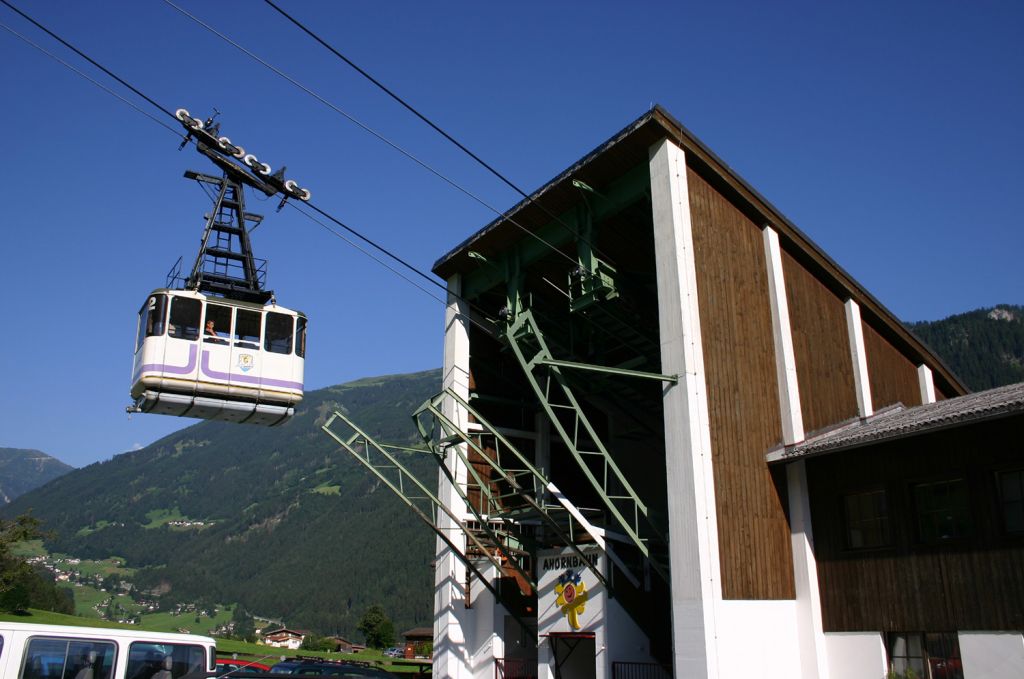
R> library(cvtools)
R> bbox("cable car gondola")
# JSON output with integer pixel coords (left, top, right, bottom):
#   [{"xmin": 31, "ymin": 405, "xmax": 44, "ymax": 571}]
[
  {"xmin": 130, "ymin": 289, "xmax": 305, "ymax": 426},
  {"xmin": 128, "ymin": 109, "xmax": 311, "ymax": 426}
]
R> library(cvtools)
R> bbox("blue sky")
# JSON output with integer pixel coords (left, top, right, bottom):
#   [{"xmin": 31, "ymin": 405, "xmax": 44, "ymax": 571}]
[{"xmin": 1, "ymin": 1, "xmax": 1021, "ymax": 468}]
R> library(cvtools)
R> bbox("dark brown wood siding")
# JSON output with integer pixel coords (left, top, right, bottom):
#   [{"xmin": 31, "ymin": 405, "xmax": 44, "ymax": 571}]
[
  {"xmin": 687, "ymin": 167, "xmax": 794, "ymax": 600},
  {"xmin": 781, "ymin": 251, "xmax": 859, "ymax": 433},
  {"xmin": 807, "ymin": 415, "xmax": 1024, "ymax": 631},
  {"xmin": 862, "ymin": 321, "xmax": 921, "ymax": 410}
]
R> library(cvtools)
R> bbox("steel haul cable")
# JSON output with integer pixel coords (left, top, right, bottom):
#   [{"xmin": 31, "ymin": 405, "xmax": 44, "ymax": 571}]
[{"xmin": 0, "ymin": 0, "xmax": 500, "ymax": 337}]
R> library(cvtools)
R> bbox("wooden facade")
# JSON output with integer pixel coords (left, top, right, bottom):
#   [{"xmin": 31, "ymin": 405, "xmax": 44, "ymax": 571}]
[
  {"xmin": 862, "ymin": 319, "xmax": 922, "ymax": 411},
  {"xmin": 687, "ymin": 167, "xmax": 794, "ymax": 600},
  {"xmin": 807, "ymin": 415, "xmax": 1024, "ymax": 632},
  {"xmin": 781, "ymin": 249, "xmax": 860, "ymax": 433}
]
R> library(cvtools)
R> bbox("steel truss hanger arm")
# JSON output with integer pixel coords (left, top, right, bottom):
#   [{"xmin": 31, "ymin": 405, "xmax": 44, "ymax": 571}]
[{"xmin": 321, "ymin": 411, "xmax": 536, "ymax": 636}]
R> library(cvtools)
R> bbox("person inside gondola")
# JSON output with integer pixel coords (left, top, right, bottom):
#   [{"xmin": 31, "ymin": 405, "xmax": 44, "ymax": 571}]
[{"xmin": 204, "ymin": 320, "xmax": 226, "ymax": 344}]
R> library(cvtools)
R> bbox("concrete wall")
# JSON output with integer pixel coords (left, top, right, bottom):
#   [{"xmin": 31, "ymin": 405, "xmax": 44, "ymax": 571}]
[
  {"xmin": 960, "ymin": 632, "xmax": 1024, "ymax": 679},
  {"xmin": 825, "ymin": 633, "xmax": 886, "ymax": 679},
  {"xmin": 716, "ymin": 601, "xmax": 802, "ymax": 679}
]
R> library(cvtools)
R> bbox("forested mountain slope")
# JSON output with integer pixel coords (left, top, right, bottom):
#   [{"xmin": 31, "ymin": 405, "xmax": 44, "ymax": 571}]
[
  {"xmin": 2, "ymin": 370, "xmax": 440, "ymax": 637},
  {"xmin": 0, "ymin": 448, "xmax": 73, "ymax": 504},
  {"xmin": 908, "ymin": 304, "xmax": 1024, "ymax": 390}
]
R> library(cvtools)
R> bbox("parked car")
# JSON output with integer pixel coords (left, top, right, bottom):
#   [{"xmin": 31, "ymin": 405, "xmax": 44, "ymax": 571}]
[
  {"xmin": 383, "ymin": 648, "xmax": 403, "ymax": 659},
  {"xmin": 216, "ymin": 659, "xmax": 272, "ymax": 676},
  {"xmin": 269, "ymin": 660, "xmax": 396, "ymax": 678}
]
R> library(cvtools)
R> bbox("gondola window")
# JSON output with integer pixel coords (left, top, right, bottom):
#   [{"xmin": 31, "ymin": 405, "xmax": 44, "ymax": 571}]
[
  {"xmin": 235, "ymin": 309, "xmax": 261, "ymax": 349},
  {"xmin": 168, "ymin": 297, "xmax": 201, "ymax": 341},
  {"xmin": 296, "ymin": 316, "xmax": 307, "ymax": 358},
  {"xmin": 136, "ymin": 294, "xmax": 167, "ymax": 351},
  {"xmin": 204, "ymin": 304, "xmax": 232, "ymax": 343},
  {"xmin": 265, "ymin": 312, "xmax": 294, "ymax": 354}
]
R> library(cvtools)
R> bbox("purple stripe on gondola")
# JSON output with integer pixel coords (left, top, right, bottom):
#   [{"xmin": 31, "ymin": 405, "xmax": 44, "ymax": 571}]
[
  {"xmin": 200, "ymin": 350, "xmax": 303, "ymax": 391},
  {"xmin": 140, "ymin": 344, "xmax": 198, "ymax": 375}
]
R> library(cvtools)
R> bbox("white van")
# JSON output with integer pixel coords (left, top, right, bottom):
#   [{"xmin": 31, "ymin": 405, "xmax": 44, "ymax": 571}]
[{"xmin": 0, "ymin": 623, "xmax": 216, "ymax": 679}]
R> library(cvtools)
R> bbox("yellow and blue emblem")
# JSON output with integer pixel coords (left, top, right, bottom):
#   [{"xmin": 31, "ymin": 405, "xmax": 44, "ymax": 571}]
[{"xmin": 555, "ymin": 569, "xmax": 588, "ymax": 630}]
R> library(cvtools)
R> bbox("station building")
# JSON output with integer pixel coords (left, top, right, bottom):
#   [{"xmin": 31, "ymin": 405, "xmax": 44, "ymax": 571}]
[{"xmin": 329, "ymin": 106, "xmax": 1024, "ymax": 679}]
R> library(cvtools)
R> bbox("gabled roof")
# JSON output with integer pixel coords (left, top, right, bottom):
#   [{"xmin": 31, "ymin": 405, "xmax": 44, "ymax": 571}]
[
  {"xmin": 767, "ymin": 381, "xmax": 1024, "ymax": 463},
  {"xmin": 263, "ymin": 627, "xmax": 308, "ymax": 637},
  {"xmin": 431, "ymin": 105, "xmax": 966, "ymax": 397},
  {"xmin": 401, "ymin": 626, "xmax": 433, "ymax": 639}
]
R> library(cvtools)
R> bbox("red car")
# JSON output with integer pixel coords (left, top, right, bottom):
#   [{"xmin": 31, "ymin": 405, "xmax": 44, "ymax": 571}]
[{"xmin": 216, "ymin": 659, "xmax": 272, "ymax": 676}]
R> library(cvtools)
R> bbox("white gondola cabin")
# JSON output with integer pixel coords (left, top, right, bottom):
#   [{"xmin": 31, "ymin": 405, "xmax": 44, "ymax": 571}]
[{"xmin": 130, "ymin": 289, "xmax": 305, "ymax": 426}]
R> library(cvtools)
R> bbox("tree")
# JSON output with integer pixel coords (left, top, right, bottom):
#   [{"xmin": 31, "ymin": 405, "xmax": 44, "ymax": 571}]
[
  {"xmin": 0, "ymin": 514, "xmax": 73, "ymax": 614},
  {"xmin": 300, "ymin": 634, "xmax": 336, "ymax": 652},
  {"xmin": 357, "ymin": 605, "xmax": 395, "ymax": 649},
  {"xmin": 231, "ymin": 605, "xmax": 257, "ymax": 642}
]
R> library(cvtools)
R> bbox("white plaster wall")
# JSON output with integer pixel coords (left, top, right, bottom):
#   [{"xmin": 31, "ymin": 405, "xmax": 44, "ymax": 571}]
[
  {"xmin": 434, "ymin": 274, "xmax": 474, "ymax": 679},
  {"xmin": 960, "ymin": 632, "xmax": 1024, "ymax": 679},
  {"xmin": 824, "ymin": 633, "xmax": 886, "ymax": 679},
  {"xmin": 715, "ymin": 601, "xmax": 802, "ymax": 679},
  {"xmin": 464, "ymin": 569, "xmax": 506, "ymax": 679},
  {"xmin": 603, "ymin": 593, "xmax": 659, "ymax": 675}
]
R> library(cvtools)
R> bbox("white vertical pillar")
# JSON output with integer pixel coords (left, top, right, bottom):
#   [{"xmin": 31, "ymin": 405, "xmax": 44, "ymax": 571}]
[
  {"xmin": 788, "ymin": 460, "xmax": 830, "ymax": 679},
  {"xmin": 917, "ymin": 365, "xmax": 936, "ymax": 405},
  {"xmin": 649, "ymin": 138, "xmax": 720, "ymax": 679},
  {"xmin": 763, "ymin": 226, "xmax": 805, "ymax": 445},
  {"xmin": 844, "ymin": 300, "xmax": 873, "ymax": 418},
  {"xmin": 435, "ymin": 273, "xmax": 472, "ymax": 679}
]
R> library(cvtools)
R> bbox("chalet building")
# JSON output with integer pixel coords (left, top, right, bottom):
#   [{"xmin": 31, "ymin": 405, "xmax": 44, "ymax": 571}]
[
  {"xmin": 768, "ymin": 382, "xmax": 1024, "ymax": 679},
  {"xmin": 261, "ymin": 627, "xmax": 307, "ymax": 649},
  {"xmin": 401, "ymin": 627, "xmax": 433, "ymax": 659},
  {"xmin": 321, "ymin": 106, "xmax": 1023, "ymax": 679}
]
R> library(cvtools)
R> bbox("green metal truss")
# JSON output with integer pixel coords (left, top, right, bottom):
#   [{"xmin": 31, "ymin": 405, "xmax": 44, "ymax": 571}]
[
  {"xmin": 412, "ymin": 388, "xmax": 610, "ymax": 591},
  {"xmin": 503, "ymin": 308, "xmax": 673, "ymax": 583},
  {"xmin": 321, "ymin": 411, "xmax": 536, "ymax": 634}
]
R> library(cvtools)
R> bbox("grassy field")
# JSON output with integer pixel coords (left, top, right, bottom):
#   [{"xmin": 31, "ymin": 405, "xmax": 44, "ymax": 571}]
[
  {"xmin": 72, "ymin": 584, "xmax": 142, "ymax": 619},
  {"xmin": 143, "ymin": 507, "xmax": 187, "ymax": 528},
  {"xmin": 135, "ymin": 608, "xmax": 232, "ymax": 635},
  {"xmin": 11, "ymin": 539, "xmax": 47, "ymax": 558},
  {"xmin": 72, "ymin": 556, "xmax": 133, "ymax": 578}
]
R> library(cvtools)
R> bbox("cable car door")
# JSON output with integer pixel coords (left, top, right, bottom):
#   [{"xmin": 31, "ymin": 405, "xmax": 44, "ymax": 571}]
[{"xmin": 230, "ymin": 307, "xmax": 264, "ymax": 399}]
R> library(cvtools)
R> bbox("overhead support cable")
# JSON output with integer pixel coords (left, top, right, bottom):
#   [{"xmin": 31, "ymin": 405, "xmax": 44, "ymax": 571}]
[
  {"xmin": 0, "ymin": 21, "xmax": 180, "ymax": 138},
  {"xmin": 0, "ymin": 1, "xmax": 501, "ymax": 336},
  {"xmin": 0, "ymin": 0, "xmax": 175, "ymax": 119},
  {"xmin": 160, "ymin": 0, "xmax": 582, "ymax": 272},
  {"xmin": 261, "ymin": 0, "xmax": 607, "ymax": 259}
]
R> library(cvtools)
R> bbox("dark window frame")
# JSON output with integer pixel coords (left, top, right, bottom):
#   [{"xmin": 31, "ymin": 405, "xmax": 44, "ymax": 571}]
[
  {"xmin": 203, "ymin": 303, "xmax": 233, "ymax": 345},
  {"xmin": 885, "ymin": 631, "xmax": 962, "ymax": 679},
  {"xmin": 841, "ymin": 488, "xmax": 892, "ymax": 550},
  {"xmin": 910, "ymin": 477, "xmax": 973, "ymax": 544},
  {"xmin": 996, "ymin": 468, "xmax": 1024, "ymax": 535},
  {"xmin": 136, "ymin": 294, "xmax": 168, "ymax": 351},
  {"xmin": 167, "ymin": 297, "xmax": 202, "ymax": 342},
  {"xmin": 264, "ymin": 312, "xmax": 294, "ymax": 355}
]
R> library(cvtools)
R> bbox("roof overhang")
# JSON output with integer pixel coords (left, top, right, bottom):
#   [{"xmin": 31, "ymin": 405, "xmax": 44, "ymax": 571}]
[
  {"xmin": 767, "ymin": 381, "xmax": 1024, "ymax": 464},
  {"xmin": 432, "ymin": 105, "xmax": 967, "ymax": 397}
]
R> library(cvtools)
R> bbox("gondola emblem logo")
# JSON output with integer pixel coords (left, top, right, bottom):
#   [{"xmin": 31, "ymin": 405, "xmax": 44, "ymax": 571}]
[
  {"xmin": 237, "ymin": 353, "xmax": 254, "ymax": 372},
  {"xmin": 555, "ymin": 569, "xmax": 588, "ymax": 630}
]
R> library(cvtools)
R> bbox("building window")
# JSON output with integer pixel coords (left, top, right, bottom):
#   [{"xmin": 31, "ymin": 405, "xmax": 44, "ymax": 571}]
[
  {"xmin": 843, "ymin": 489, "xmax": 890, "ymax": 549},
  {"xmin": 912, "ymin": 478, "xmax": 972, "ymax": 542},
  {"xmin": 886, "ymin": 632, "xmax": 962, "ymax": 679},
  {"xmin": 998, "ymin": 469, "xmax": 1024, "ymax": 534}
]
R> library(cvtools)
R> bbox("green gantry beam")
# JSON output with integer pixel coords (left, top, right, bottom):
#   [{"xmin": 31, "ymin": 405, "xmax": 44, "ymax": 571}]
[
  {"xmin": 413, "ymin": 388, "xmax": 610, "ymax": 591},
  {"xmin": 321, "ymin": 412, "xmax": 537, "ymax": 635},
  {"xmin": 504, "ymin": 309, "xmax": 669, "ymax": 584}
]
